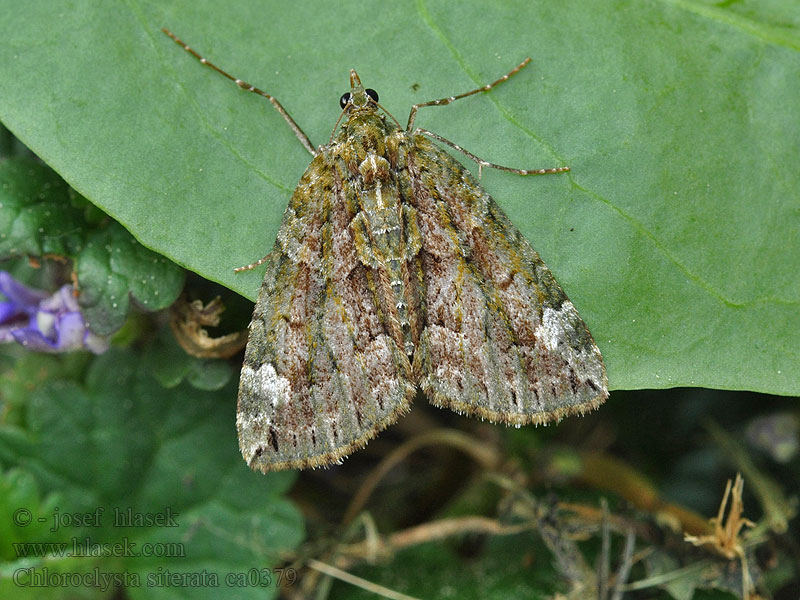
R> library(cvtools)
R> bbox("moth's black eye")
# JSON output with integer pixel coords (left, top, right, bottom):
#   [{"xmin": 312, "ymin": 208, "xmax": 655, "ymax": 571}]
[
  {"xmin": 339, "ymin": 93, "xmax": 351, "ymax": 109},
  {"xmin": 366, "ymin": 88, "xmax": 379, "ymax": 103}
]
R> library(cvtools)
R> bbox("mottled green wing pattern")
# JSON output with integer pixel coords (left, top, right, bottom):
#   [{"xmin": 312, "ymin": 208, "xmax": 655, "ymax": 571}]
[
  {"xmin": 163, "ymin": 32, "xmax": 605, "ymax": 472},
  {"xmin": 407, "ymin": 135, "xmax": 607, "ymax": 424},
  {"xmin": 237, "ymin": 154, "xmax": 415, "ymax": 472}
]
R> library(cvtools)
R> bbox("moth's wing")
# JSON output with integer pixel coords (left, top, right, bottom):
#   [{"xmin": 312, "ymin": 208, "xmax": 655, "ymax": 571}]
[
  {"xmin": 237, "ymin": 154, "xmax": 415, "ymax": 472},
  {"xmin": 407, "ymin": 136, "xmax": 607, "ymax": 424}
]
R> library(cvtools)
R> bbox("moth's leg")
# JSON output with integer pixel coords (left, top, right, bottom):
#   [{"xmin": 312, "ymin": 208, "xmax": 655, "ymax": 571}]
[
  {"xmin": 406, "ymin": 58, "xmax": 531, "ymax": 131},
  {"xmin": 234, "ymin": 254, "xmax": 271, "ymax": 273},
  {"xmin": 415, "ymin": 128, "xmax": 569, "ymax": 179},
  {"xmin": 162, "ymin": 28, "xmax": 317, "ymax": 156}
]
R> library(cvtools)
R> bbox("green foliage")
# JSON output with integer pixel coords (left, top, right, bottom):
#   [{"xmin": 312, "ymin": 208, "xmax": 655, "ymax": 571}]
[
  {"xmin": 75, "ymin": 223, "xmax": 184, "ymax": 335},
  {"xmin": 329, "ymin": 535, "xmax": 566, "ymax": 600},
  {"xmin": 0, "ymin": 159, "xmax": 84, "ymax": 257},
  {"xmin": 144, "ymin": 329, "xmax": 234, "ymax": 391},
  {"xmin": 0, "ymin": 469, "xmax": 62, "ymax": 562},
  {"xmin": 0, "ymin": 158, "xmax": 185, "ymax": 336},
  {"xmin": 0, "ymin": 349, "xmax": 304, "ymax": 600}
]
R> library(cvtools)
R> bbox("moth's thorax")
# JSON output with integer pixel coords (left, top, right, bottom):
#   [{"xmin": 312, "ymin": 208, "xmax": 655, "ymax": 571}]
[
  {"xmin": 319, "ymin": 108, "xmax": 420, "ymax": 358},
  {"xmin": 335, "ymin": 112, "xmax": 397, "ymax": 154}
]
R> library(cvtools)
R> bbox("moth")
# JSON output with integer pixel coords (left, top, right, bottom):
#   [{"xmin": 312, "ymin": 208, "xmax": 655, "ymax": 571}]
[{"xmin": 164, "ymin": 29, "xmax": 608, "ymax": 472}]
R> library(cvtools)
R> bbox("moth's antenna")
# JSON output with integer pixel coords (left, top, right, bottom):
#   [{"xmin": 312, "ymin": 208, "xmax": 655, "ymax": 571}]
[
  {"xmin": 406, "ymin": 58, "xmax": 532, "ymax": 131},
  {"xmin": 162, "ymin": 28, "xmax": 317, "ymax": 156}
]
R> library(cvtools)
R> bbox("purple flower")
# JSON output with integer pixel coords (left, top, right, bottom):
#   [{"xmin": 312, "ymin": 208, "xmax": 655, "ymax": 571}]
[{"xmin": 0, "ymin": 271, "xmax": 108, "ymax": 354}]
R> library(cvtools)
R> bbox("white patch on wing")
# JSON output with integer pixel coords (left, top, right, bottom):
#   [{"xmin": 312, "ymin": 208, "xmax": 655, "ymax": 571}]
[
  {"xmin": 241, "ymin": 364, "xmax": 286, "ymax": 407},
  {"xmin": 538, "ymin": 301, "xmax": 577, "ymax": 352},
  {"xmin": 535, "ymin": 301, "xmax": 606, "ymax": 391},
  {"xmin": 237, "ymin": 364, "xmax": 292, "ymax": 462}
]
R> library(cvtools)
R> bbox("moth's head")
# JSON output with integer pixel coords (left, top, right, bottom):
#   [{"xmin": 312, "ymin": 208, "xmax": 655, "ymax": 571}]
[
  {"xmin": 339, "ymin": 70, "xmax": 379, "ymax": 114},
  {"xmin": 329, "ymin": 70, "xmax": 399, "ymax": 144}
]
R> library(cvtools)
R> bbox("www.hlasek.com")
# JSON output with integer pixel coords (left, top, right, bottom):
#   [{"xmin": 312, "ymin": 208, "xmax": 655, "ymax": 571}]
[{"xmin": 12, "ymin": 537, "xmax": 184, "ymax": 558}]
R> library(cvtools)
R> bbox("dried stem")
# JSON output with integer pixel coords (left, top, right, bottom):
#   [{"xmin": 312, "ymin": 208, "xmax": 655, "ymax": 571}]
[
  {"xmin": 342, "ymin": 428, "xmax": 501, "ymax": 525},
  {"xmin": 306, "ymin": 558, "xmax": 422, "ymax": 600}
]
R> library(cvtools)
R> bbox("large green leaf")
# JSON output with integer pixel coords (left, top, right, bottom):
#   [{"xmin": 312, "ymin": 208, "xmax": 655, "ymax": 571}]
[{"xmin": 0, "ymin": 1, "xmax": 797, "ymax": 394}]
